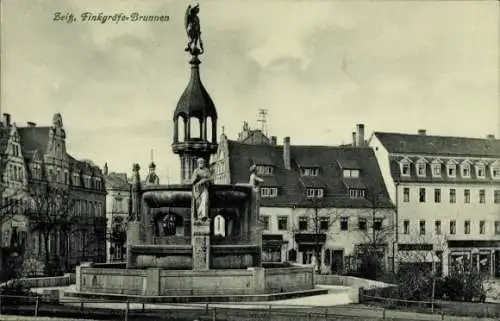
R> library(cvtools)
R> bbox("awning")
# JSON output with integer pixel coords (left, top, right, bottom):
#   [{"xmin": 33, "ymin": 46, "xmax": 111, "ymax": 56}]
[
  {"xmin": 398, "ymin": 251, "xmax": 440, "ymax": 263},
  {"xmin": 294, "ymin": 233, "xmax": 326, "ymax": 244},
  {"xmin": 262, "ymin": 234, "xmax": 287, "ymax": 249}
]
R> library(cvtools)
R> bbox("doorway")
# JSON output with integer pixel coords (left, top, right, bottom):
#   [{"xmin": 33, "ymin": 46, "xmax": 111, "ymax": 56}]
[{"xmin": 331, "ymin": 250, "xmax": 344, "ymax": 274}]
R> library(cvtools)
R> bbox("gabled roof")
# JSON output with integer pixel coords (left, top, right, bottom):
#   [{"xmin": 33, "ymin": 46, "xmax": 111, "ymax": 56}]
[
  {"xmin": 374, "ymin": 132, "xmax": 500, "ymax": 157},
  {"xmin": 226, "ymin": 140, "xmax": 393, "ymax": 208}
]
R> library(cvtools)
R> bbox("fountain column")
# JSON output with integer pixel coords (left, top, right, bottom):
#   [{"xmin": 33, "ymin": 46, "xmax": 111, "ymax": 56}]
[{"xmin": 127, "ymin": 163, "xmax": 142, "ymax": 268}]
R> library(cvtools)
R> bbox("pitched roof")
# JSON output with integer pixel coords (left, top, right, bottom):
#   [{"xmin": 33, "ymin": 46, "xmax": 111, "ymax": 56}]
[
  {"xmin": 17, "ymin": 126, "xmax": 50, "ymax": 160},
  {"xmin": 104, "ymin": 172, "xmax": 130, "ymax": 191},
  {"xmin": 374, "ymin": 132, "xmax": 500, "ymax": 158},
  {"xmin": 226, "ymin": 140, "xmax": 393, "ymax": 208}
]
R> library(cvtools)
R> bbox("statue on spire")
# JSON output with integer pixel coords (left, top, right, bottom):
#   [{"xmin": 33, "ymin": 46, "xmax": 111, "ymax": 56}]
[{"xmin": 184, "ymin": 4, "xmax": 204, "ymax": 56}]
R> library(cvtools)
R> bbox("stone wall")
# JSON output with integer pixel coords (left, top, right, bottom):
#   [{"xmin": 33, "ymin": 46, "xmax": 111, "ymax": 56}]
[
  {"xmin": 78, "ymin": 267, "xmax": 147, "ymax": 295},
  {"xmin": 265, "ymin": 267, "xmax": 314, "ymax": 292}
]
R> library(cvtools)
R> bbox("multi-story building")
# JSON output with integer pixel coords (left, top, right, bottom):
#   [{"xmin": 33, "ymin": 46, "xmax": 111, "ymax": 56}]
[
  {"xmin": 103, "ymin": 163, "xmax": 130, "ymax": 262},
  {"xmin": 212, "ymin": 122, "xmax": 395, "ymax": 274},
  {"xmin": 0, "ymin": 113, "xmax": 106, "ymax": 275},
  {"xmin": 369, "ymin": 130, "xmax": 500, "ymax": 278}
]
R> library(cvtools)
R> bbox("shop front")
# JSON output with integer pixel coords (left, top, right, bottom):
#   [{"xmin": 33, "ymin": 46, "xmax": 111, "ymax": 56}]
[
  {"xmin": 262, "ymin": 234, "xmax": 287, "ymax": 262},
  {"xmin": 447, "ymin": 240, "xmax": 500, "ymax": 278},
  {"xmin": 294, "ymin": 233, "xmax": 326, "ymax": 266}
]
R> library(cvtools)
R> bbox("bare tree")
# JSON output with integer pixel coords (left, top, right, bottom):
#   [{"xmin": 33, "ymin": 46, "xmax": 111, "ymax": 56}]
[
  {"xmin": 24, "ymin": 180, "xmax": 75, "ymax": 276},
  {"xmin": 352, "ymin": 193, "xmax": 395, "ymax": 279},
  {"xmin": 292, "ymin": 197, "xmax": 346, "ymax": 273}
]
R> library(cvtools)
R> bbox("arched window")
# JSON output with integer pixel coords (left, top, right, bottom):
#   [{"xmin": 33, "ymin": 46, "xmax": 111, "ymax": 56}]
[
  {"xmin": 189, "ymin": 117, "xmax": 201, "ymax": 139},
  {"xmin": 206, "ymin": 116, "xmax": 212, "ymax": 142},
  {"xmin": 177, "ymin": 116, "xmax": 186, "ymax": 142},
  {"xmin": 214, "ymin": 215, "xmax": 226, "ymax": 237}
]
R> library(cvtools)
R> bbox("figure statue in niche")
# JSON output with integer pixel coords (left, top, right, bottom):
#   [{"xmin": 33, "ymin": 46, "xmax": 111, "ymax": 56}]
[
  {"xmin": 184, "ymin": 4, "xmax": 204, "ymax": 55},
  {"xmin": 162, "ymin": 214, "xmax": 177, "ymax": 236},
  {"xmin": 249, "ymin": 165, "xmax": 264, "ymax": 192},
  {"xmin": 191, "ymin": 158, "xmax": 213, "ymax": 221}
]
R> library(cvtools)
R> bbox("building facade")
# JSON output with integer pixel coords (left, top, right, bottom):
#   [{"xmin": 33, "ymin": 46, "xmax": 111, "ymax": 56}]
[
  {"xmin": 370, "ymin": 130, "xmax": 500, "ymax": 278},
  {"xmin": 0, "ymin": 113, "xmax": 106, "ymax": 276},
  {"xmin": 212, "ymin": 123, "xmax": 395, "ymax": 274},
  {"xmin": 103, "ymin": 164, "xmax": 130, "ymax": 262}
]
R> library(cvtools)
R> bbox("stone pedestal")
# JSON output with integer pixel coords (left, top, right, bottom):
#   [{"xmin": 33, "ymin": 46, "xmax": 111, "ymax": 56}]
[
  {"xmin": 192, "ymin": 220, "xmax": 211, "ymax": 270},
  {"xmin": 126, "ymin": 221, "xmax": 140, "ymax": 268}
]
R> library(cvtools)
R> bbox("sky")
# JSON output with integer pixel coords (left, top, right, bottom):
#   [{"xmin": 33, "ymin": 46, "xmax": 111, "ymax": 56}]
[{"xmin": 1, "ymin": 0, "xmax": 499, "ymax": 183}]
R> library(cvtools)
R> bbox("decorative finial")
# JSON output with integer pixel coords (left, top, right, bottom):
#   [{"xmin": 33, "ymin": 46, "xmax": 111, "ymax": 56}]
[
  {"xmin": 184, "ymin": 4, "xmax": 204, "ymax": 56},
  {"xmin": 222, "ymin": 125, "xmax": 225, "ymax": 134}
]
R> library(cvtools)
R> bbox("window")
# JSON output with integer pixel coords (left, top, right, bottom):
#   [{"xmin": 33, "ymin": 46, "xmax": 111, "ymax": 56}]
[
  {"xmin": 64, "ymin": 171, "xmax": 69, "ymax": 185},
  {"xmin": 434, "ymin": 189, "xmax": 441, "ymax": 203},
  {"xmin": 479, "ymin": 220, "xmax": 486, "ymax": 235},
  {"xmin": 464, "ymin": 220, "xmax": 471, "ymax": 234},
  {"xmin": 419, "ymin": 220, "xmax": 426, "ymax": 235},
  {"xmin": 261, "ymin": 216, "xmax": 270, "ymax": 231},
  {"xmin": 340, "ymin": 217, "xmax": 348, "ymax": 231},
  {"xmin": 261, "ymin": 187, "xmax": 278, "ymax": 198},
  {"xmin": 306, "ymin": 188, "xmax": 324, "ymax": 198},
  {"xmin": 416, "ymin": 163, "xmax": 426, "ymax": 177},
  {"xmin": 403, "ymin": 220, "xmax": 410, "ymax": 234},
  {"xmin": 277, "ymin": 216, "xmax": 288, "ymax": 231},
  {"xmin": 479, "ymin": 190, "xmax": 486, "ymax": 204},
  {"xmin": 432, "ymin": 164, "xmax": 441, "ymax": 177},
  {"xmin": 461, "ymin": 164, "xmax": 471, "ymax": 178},
  {"xmin": 301, "ymin": 167, "xmax": 319, "ymax": 176},
  {"xmin": 435, "ymin": 220, "xmax": 441, "ymax": 235},
  {"xmin": 298, "ymin": 217, "xmax": 308, "ymax": 231},
  {"xmin": 343, "ymin": 169, "xmax": 360, "ymax": 178},
  {"xmin": 419, "ymin": 188, "xmax": 426, "ymax": 202},
  {"xmin": 403, "ymin": 188, "xmax": 410, "ymax": 202},
  {"xmin": 464, "ymin": 189, "xmax": 470, "ymax": 203},
  {"xmin": 349, "ymin": 189, "xmax": 365, "ymax": 199},
  {"xmin": 401, "ymin": 163, "xmax": 410, "ymax": 176},
  {"xmin": 373, "ymin": 218, "xmax": 383, "ymax": 230},
  {"xmin": 358, "ymin": 217, "xmax": 367, "ymax": 231},
  {"xmin": 492, "ymin": 167, "xmax": 500, "ymax": 179},
  {"xmin": 495, "ymin": 221, "xmax": 500, "ymax": 235},
  {"xmin": 450, "ymin": 220, "xmax": 456, "ymax": 235},
  {"xmin": 476, "ymin": 166, "xmax": 486, "ymax": 178},
  {"xmin": 449, "ymin": 189, "xmax": 456, "ymax": 203},
  {"xmin": 319, "ymin": 217, "xmax": 329, "ymax": 230},
  {"xmin": 494, "ymin": 190, "xmax": 500, "ymax": 204},
  {"xmin": 447, "ymin": 164, "xmax": 456, "ymax": 177},
  {"xmin": 256, "ymin": 165, "xmax": 274, "ymax": 176}
]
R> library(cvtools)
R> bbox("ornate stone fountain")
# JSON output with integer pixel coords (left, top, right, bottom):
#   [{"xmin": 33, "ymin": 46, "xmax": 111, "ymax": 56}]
[{"xmin": 68, "ymin": 5, "xmax": 323, "ymax": 302}]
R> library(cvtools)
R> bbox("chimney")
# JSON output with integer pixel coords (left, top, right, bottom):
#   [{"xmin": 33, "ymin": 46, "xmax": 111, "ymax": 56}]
[
  {"xmin": 3, "ymin": 113, "xmax": 11, "ymax": 127},
  {"xmin": 270, "ymin": 136, "xmax": 277, "ymax": 145},
  {"xmin": 27, "ymin": 121, "xmax": 36, "ymax": 127},
  {"xmin": 487, "ymin": 134, "xmax": 495, "ymax": 140},
  {"xmin": 352, "ymin": 131, "xmax": 357, "ymax": 147},
  {"xmin": 283, "ymin": 136, "xmax": 291, "ymax": 170},
  {"xmin": 418, "ymin": 129, "xmax": 427, "ymax": 136},
  {"xmin": 356, "ymin": 124, "xmax": 365, "ymax": 147}
]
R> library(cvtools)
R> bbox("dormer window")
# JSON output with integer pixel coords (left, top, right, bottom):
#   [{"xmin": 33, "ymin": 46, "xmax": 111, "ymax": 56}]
[
  {"xmin": 461, "ymin": 162, "xmax": 471, "ymax": 178},
  {"xmin": 475, "ymin": 163, "xmax": 486, "ymax": 179},
  {"xmin": 261, "ymin": 187, "xmax": 278, "ymax": 198},
  {"xmin": 492, "ymin": 163, "xmax": 500, "ymax": 179},
  {"xmin": 447, "ymin": 163, "xmax": 457, "ymax": 177},
  {"xmin": 301, "ymin": 167, "xmax": 319, "ymax": 177},
  {"xmin": 349, "ymin": 189, "xmax": 365, "ymax": 199},
  {"xmin": 431, "ymin": 160, "xmax": 442, "ymax": 177},
  {"xmin": 400, "ymin": 158, "xmax": 411, "ymax": 177},
  {"xmin": 256, "ymin": 165, "xmax": 274, "ymax": 176},
  {"xmin": 343, "ymin": 169, "xmax": 360, "ymax": 178},
  {"xmin": 306, "ymin": 188, "xmax": 323, "ymax": 198},
  {"xmin": 416, "ymin": 163, "xmax": 426, "ymax": 177}
]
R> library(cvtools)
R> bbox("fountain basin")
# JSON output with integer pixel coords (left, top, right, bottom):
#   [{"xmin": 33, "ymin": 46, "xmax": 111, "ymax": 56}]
[
  {"xmin": 68, "ymin": 264, "xmax": 324, "ymax": 302},
  {"xmin": 142, "ymin": 184, "xmax": 252, "ymax": 208}
]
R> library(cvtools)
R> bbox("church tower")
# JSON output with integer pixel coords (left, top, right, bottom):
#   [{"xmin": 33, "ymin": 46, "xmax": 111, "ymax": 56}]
[{"xmin": 172, "ymin": 7, "xmax": 218, "ymax": 184}]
